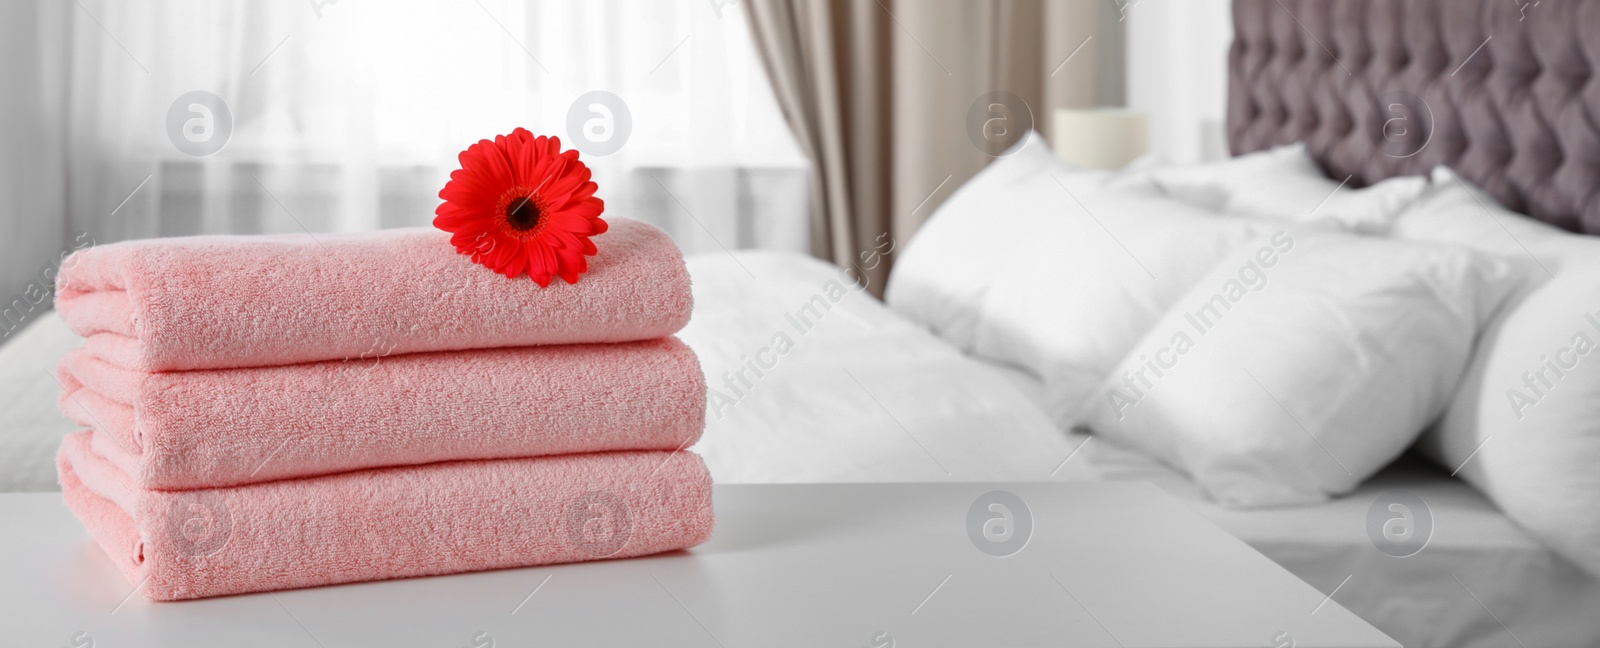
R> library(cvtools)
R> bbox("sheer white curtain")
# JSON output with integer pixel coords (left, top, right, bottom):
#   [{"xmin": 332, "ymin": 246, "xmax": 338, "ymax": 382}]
[
  {"xmin": 0, "ymin": 0, "xmax": 70, "ymax": 341},
  {"xmin": 58, "ymin": 0, "xmax": 807, "ymax": 255}
]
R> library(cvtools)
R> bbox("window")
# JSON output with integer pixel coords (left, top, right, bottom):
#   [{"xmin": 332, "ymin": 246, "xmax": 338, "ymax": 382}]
[{"xmin": 63, "ymin": 0, "xmax": 808, "ymax": 254}]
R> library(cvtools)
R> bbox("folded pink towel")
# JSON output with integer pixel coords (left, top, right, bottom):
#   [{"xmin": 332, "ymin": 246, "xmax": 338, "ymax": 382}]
[
  {"xmin": 55, "ymin": 218, "xmax": 692, "ymax": 372},
  {"xmin": 57, "ymin": 430, "xmax": 714, "ymax": 601},
  {"xmin": 56, "ymin": 337, "xmax": 705, "ymax": 489}
]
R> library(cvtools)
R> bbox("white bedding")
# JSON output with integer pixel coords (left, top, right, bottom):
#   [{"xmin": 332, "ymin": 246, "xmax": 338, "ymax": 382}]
[
  {"xmin": 682, "ymin": 250, "xmax": 1600, "ymax": 648},
  {"xmin": 680, "ymin": 250, "xmax": 1082, "ymax": 483},
  {"xmin": 0, "ymin": 311, "xmax": 82, "ymax": 491}
]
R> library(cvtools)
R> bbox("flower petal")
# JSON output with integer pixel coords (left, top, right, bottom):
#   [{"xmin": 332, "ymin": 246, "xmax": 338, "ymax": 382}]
[{"xmin": 435, "ymin": 129, "xmax": 607, "ymax": 285}]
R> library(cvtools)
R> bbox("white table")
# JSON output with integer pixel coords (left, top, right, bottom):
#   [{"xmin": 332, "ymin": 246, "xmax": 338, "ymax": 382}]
[{"xmin": 1, "ymin": 482, "xmax": 1396, "ymax": 647}]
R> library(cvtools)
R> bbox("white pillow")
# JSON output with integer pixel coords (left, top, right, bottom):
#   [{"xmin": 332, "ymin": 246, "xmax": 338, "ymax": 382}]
[
  {"xmin": 1081, "ymin": 228, "xmax": 1524, "ymax": 508},
  {"xmin": 968, "ymin": 191, "xmax": 1270, "ymax": 418},
  {"xmin": 1396, "ymin": 167, "xmax": 1600, "ymax": 577},
  {"xmin": 886, "ymin": 131, "xmax": 1113, "ymax": 351},
  {"xmin": 1124, "ymin": 142, "xmax": 1429, "ymax": 234}
]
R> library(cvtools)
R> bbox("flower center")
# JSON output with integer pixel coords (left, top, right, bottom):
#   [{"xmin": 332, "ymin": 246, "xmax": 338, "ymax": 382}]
[{"xmin": 504, "ymin": 195, "xmax": 541, "ymax": 231}]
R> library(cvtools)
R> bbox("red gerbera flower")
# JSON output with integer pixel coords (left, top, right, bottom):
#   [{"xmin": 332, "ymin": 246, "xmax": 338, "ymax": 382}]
[{"xmin": 434, "ymin": 128, "xmax": 607, "ymax": 286}]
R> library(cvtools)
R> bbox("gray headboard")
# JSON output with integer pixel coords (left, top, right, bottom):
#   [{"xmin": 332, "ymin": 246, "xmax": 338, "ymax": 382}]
[{"xmin": 1228, "ymin": 0, "xmax": 1600, "ymax": 234}]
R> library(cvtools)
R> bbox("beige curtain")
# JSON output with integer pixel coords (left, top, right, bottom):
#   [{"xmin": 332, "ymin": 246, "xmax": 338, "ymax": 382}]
[{"xmin": 745, "ymin": 0, "xmax": 1124, "ymax": 295}]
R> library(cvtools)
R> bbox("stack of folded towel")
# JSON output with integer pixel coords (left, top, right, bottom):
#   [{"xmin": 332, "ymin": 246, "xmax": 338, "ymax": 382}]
[{"xmin": 52, "ymin": 218, "xmax": 713, "ymax": 601}]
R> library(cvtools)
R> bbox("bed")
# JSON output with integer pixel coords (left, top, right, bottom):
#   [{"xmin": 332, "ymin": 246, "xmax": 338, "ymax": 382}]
[
  {"xmin": 683, "ymin": 0, "xmax": 1600, "ymax": 645},
  {"xmin": 680, "ymin": 250, "xmax": 1599, "ymax": 648}
]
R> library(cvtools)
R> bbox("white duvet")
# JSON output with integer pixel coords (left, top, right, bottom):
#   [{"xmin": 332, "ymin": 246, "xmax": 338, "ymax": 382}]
[
  {"xmin": 0, "ymin": 311, "xmax": 82, "ymax": 491},
  {"xmin": 680, "ymin": 250, "xmax": 1086, "ymax": 483}
]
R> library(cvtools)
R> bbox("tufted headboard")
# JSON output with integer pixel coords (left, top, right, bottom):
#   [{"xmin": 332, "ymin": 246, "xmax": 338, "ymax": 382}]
[{"xmin": 1227, "ymin": 0, "xmax": 1600, "ymax": 234}]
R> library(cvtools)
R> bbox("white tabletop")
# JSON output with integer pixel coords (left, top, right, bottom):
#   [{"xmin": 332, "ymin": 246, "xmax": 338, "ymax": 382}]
[{"xmin": 1, "ymin": 482, "xmax": 1397, "ymax": 648}]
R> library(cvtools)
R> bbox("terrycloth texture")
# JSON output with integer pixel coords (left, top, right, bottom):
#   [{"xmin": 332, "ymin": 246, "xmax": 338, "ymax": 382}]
[
  {"xmin": 56, "ymin": 337, "xmax": 705, "ymax": 489},
  {"xmin": 57, "ymin": 431, "xmax": 714, "ymax": 601},
  {"xmin": 54, "ymin": 218, "xmax": 693, "ymax": 372}
]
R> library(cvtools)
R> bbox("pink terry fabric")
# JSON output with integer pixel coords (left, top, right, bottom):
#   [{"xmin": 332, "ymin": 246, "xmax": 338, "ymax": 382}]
[
  {"xmin": 57, "ymin": 431, "xmax": 714, "ymax": 601},
  {"xmin": 56, "ymin": 337, "xmax": 705, "ymax": 489},
  {"xmin": 54, "ymin": 218, "xmax": 693, "ymax": 372}
]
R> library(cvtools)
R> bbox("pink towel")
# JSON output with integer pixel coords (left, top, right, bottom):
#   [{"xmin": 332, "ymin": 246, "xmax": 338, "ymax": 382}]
[
  {"xmin": 56, "ymin": 337, "xmax": 705, "ymax": 489},
  {"xmin": 55, "ymin": 218, "xmax": 692, "ymax": 372},
  {"xmin": 57, "ymin": 431, "xmax": 714, "ymax": 601}
]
